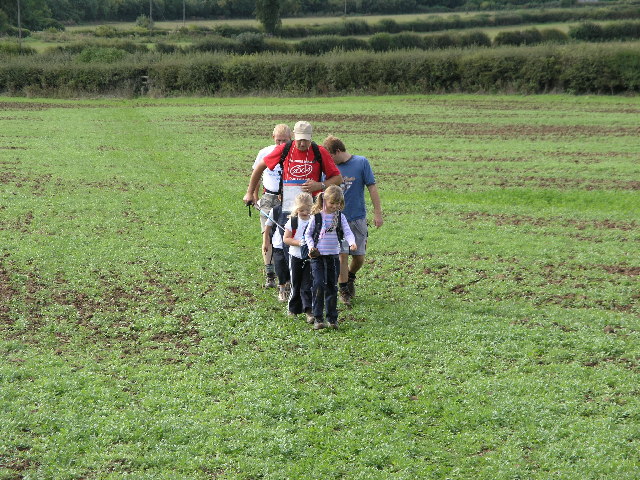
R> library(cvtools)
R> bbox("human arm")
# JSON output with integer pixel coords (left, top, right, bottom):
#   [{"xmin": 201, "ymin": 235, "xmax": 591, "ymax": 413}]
[
  {"xmin": 262, "ymin": 226, "xmax": 271, "ymax": 254},
  {"xmin": 283, "ymin": 228, "xmax": 301, "ymax": 247},
  {"xmin": 244, "ymin": 160, "xmax": 266, "ymax": 205},
  {"xmin": 367, "ymin": 183, "xmax": 383, "ymax": 228}
]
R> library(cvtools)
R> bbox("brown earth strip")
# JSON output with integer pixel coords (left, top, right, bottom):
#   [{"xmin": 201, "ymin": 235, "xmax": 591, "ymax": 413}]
[{"xmin": 461, "ymin": 211, "xmax": 639, "ymax": 232}]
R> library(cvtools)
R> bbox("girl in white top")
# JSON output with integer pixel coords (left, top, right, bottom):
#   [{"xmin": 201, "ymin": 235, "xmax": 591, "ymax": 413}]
[{"xmin": 283, "ymin": 193, "xmax": 314, "ymax": 323}]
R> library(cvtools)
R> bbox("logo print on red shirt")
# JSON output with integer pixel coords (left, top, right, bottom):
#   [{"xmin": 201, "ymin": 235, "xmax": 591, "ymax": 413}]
[{"xmin": 290, "ymin": 163, "xmax": 314, "ymax": 178}]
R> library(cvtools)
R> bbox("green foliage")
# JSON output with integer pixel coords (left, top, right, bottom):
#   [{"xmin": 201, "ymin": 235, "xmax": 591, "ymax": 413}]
[
  {"xmin": 255, "ymin": 0, "xmax": 282, "ymax": 35},
  {"xmin": 570, "ymin": 20, "xmax": 640, "ymax": 42},
  {"xmin": 136, "ymin": 14, "xmax": 154, "ymax": 29},
  {"xmin": 76, "ymin": 46, "xmax": 128, "ymax": 64},
  {"xmin": 296, "ymin": 35, "xmax": 370, "ymax": 55},
  {"xmin": 236, "ymin": 32, "xmax": 268, "ymax": 54},
  {"xmin": 94, "ymin": 25, "xmax": 119, "ymax": 38},
  {"xmin": 494, "ymin": 28, "xmax": 544, "ymax": 46},
  {"xmin": 0, "ymin": 42, "xmax": 37, "ymax": 56},
  {"xmin": 1, "ymin": 41, "xmax": 639, "ymax": 96},
  {"xmin": 539, "ymin": 28, "xmax": 569, "ymax": 43}
]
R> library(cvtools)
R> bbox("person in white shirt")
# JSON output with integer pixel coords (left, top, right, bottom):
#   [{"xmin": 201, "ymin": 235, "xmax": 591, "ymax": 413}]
[
  {"xmin": 252, "ymin": 124, "xmax": 292, "ymax": 288},
  {"xmin": 283, "ymin": 193, "xmax": 314, "ymax": 324}
]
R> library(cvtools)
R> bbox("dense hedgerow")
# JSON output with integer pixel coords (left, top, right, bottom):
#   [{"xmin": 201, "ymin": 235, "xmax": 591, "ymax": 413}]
[
  {"xmin": 569, "ymin": 20, "xmax": 640, "ymax": 42},
  {"xmin": 296, "ymin": 36, "xmax": 371, "ymax": 54},
  {"xmin": 0, "ymin": 42, "xmax": 37, "ymax": 55},
  {"xmin": 44, "ymin": 39, "xmax": 149, "ymax": 56},
  {"xmin": 274, "ymin": 5, "xmax": 640, "ymax": 38},
  {"xmin": 1, "ymin": 43, "xmax": 638, "ymax": 96}
]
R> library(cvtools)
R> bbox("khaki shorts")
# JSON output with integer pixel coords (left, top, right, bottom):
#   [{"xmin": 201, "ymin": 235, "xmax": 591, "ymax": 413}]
[
  {"xmin": 257, "ymin": 193, "xmax": 280, "ymax": 232},
  {"xmin": 340, "ymin": 218, "xmax": 368, "ymax": 256}
]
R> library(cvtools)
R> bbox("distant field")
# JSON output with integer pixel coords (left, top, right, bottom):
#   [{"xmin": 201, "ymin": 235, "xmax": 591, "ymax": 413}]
[{"xmin": 1, "ymin": 94, "xmax": 639, "ymax": 479}]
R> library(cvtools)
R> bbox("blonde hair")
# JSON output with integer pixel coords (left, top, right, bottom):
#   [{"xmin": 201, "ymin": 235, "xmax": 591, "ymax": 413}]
[
  {"xmin": 273, "ymin": 124, "xmax": 292, "ymax": 139},
  {"xmin": 290, "ymin": 192, "xmax": 313, "ymax": 218},
  {"xmin": 311, "ymin": 185, "xmax": 344, "ymax": 215}
]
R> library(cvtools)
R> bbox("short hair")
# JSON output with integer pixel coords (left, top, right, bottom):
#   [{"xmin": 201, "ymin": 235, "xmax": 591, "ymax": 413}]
[
  {"xmin": 273, "ymin": 124, "xmax": 292, "ymax": 139},
  {"xmin": 323, "ymin": 135, "xmax": 346, "ymax": 154}
]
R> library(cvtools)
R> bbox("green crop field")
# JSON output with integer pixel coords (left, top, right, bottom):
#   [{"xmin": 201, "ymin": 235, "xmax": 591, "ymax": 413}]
[{"xmin": 0, "ymin": 94, "xmax": 638, "ymax": 479}]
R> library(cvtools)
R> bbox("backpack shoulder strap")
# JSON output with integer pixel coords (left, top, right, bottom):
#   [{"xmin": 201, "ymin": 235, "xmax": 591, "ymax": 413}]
[
  {"xmin": 336, "ymin": 210, "xmax": 344, "ymax": 242},
  {"xmin": 312, "ymin": 212, "xmax": 323, "ymax": 246},
  {"xmin": 278, "ymin": 141, "xmax": 293, "ymax": 195},
  {"xmin": 311, "ymin": 142, "xmax": 322, "ymax": 165},
  {"xmin": 291, "ymin": 215, "xmax": 298, "ymax": 234},
  {"xmin": 272, "ymin": 204, "xmax": 285, "ymax": 234}
]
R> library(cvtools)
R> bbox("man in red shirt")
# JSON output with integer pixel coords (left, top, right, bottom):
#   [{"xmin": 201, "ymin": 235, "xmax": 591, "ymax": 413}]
[{"xmin": 244, "ymin": 121, "xmax": 343, "ymax": 213}]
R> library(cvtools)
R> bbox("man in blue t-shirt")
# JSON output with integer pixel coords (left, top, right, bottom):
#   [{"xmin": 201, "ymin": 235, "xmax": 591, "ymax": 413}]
[{"xmin": 323, "ymin": 136, "xmax": 383, "ymax": 306}]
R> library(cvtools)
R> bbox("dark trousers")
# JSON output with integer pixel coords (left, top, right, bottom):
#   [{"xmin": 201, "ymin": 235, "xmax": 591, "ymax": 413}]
[
  {"xmin": 311, "ymin": 255, "xmax": 339, "ymax": 323},
  {"xmin": 288, "ymin": 255, "xmax": 312, "ymax": 314},
  {"xmin": 273, "ymin": 248, "xmax": 290, "ymax": 285}
]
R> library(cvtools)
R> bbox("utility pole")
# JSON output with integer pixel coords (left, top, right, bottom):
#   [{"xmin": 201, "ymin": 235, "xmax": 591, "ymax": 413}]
[
  {"xmin": 17, "ymin": 0, "xmax": 22, "ymax": 51},
  {"xmin": 149, "ymin": 0, "xmax": 153, "ymax": 24},
  {"xmin": 344, "ymin": 0, "xmax": 347, "ymax": 15},
  {"xmin": 183, "ymin": 0, "xmax": 186, "ymax": 26}
]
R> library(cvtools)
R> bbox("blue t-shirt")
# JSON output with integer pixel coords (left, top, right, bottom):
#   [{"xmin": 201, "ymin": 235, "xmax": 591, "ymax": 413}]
[{"xmin": 337, "ymin": 155, "xmax": 376, "ymax": 222}]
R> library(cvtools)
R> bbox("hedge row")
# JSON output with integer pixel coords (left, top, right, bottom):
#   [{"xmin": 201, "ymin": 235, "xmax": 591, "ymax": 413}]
[
  {"xmin": 276, "ymin": 6, "xmax": 640, "ymax": 38},
  {"xmin": 63, "ymin": 5, "xmax": 640, "ymax": 40},
  {"xmin": 569, "ymin": 21, "xmax": 640, "ymax": 41},
  {"xmin": 1, "ymin": 44, "xmax": 638, "ymax": 96}
]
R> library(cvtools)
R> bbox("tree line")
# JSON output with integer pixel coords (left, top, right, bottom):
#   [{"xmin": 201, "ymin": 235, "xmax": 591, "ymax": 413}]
[{"xmin": 1, "ymin": 0, "xmax": 586, "ymax": 32}]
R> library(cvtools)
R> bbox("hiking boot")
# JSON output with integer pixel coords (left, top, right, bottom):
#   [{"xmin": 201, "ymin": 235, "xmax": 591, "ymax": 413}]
[
  {"xmin": 339, "ymin": 287, "xmax": 352, "ymax": 307},
  {"xmin": 305, "ymin": 311, "xmax": 315, "ymax": 324},
  {"xmin": 347, "ymin": 275, "xmax": 356, "ymax": 297},
  {"xmin": 265, "ymin": 273, "xmax": 276, "ymax": 288},
  {"xmin": 278, "ymin": 286, "xmax": 288, "ymax": 302},
  {"xmin": 328, "ymin": 320, "xmax": 339, "ymax": 330},
  {"xmin": 313, "ymin": 318, "xmax": 326, "ymax": 330}
]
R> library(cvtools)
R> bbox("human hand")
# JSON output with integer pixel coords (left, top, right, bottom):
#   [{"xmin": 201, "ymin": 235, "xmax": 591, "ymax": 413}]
[
  {"xmin": 374, "ymin": 213, "xmax": 383, "ymax": 228},
  {"xmin": 243, "ymin": 192, "xmax": 257, "ymax": 206},
  {"xmin": 302, "ymin": 179, "xmax": 321, "ymax": 194},
  {"xmin": 349, "ymin": 243, "xmax": 357, "ymax": 251},
  {"xmin": 309, "ymin": 247, "xmax": 320, "ymax": 259}
]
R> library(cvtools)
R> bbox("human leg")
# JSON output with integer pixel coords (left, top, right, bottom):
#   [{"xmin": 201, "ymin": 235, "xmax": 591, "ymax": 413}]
[
  {"xmin": 288, "ymin": 256, "xmax": 305, "ymax": 315},
  {"xmin": 311, "ymin": 257, "xmax": 326, "ymax": 326},
  {"xmin": 300, "ymin": 260, "xmax": 313, "ymax": 314},
  {"xmin": 325, "ymin": 255, "xmax": 340, "ymax": 325}
]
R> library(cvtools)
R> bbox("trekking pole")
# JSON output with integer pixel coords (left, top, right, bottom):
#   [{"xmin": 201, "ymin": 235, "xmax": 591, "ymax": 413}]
[{"xmin": 251, "ymin": 203, "xmax": 287, "ymax": 232}]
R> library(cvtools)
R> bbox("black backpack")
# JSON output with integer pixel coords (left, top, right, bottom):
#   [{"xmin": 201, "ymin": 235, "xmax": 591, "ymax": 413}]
[
  {"xmin": 297, "ymin": 212, "xmax": 343, "ymax": 260},
  {"xmin": 269, "ymin": 204, "xmax": 286, "ymax": 241},
  {"xmin": 277, "ymin": 140, "xmax": 323, "ymax": 196}
]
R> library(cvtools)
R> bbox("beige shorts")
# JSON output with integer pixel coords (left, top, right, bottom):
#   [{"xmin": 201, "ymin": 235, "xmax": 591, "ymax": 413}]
[
  {"xmin": 340, "ymin": 218, "xmax": 368, "ymax": 256},
  {"xmin": 257, "ymin": 193, "xmax": 281, "ymax": 232}
]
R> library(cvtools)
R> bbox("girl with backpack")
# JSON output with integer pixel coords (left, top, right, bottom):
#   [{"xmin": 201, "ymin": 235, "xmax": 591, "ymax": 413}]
[
  {"xmin": 283, "ymin": 193, "xmax": 314, "ymax": 323},
  {"xmin": 304, "ymin": 186, "xmax": 356, "ymax": 330}
]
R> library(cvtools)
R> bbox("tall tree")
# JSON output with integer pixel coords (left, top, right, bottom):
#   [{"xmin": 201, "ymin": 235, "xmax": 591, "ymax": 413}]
[{"xmin": 255, "ymin": 0, "xmax": 281, "ymax": 34}]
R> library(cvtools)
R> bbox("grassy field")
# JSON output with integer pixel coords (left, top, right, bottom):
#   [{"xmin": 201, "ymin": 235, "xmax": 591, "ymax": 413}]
[{"xmin": 0, "ymin": 94, "xmax": 639, "ymax": 479}]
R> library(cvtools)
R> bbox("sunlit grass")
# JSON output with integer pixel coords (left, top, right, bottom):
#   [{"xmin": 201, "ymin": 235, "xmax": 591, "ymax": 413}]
[{"xmin": 0, "ymin": 94, "xmax": 638, "ymax": 479}]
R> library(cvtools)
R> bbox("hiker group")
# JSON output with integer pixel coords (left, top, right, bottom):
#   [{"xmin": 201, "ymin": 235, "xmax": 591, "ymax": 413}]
[{"xmin": 243, "ymin": 121, "xmax": 383, "ymax": 330}]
